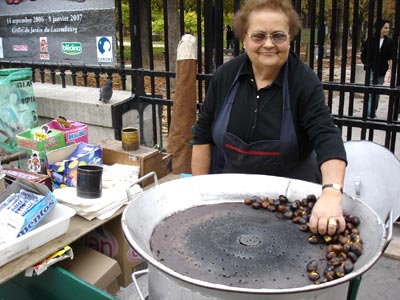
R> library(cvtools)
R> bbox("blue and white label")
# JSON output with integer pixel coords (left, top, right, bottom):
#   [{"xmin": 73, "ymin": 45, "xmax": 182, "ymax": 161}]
[{"xmin": 96, "ymin": 36, "xmax": 113, "ymax": 63}]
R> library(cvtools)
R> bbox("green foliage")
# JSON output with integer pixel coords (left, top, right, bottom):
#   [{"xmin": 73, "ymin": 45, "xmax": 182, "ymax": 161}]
[
  {"xmin": 152, "ymin": 11, "xmax": 164, "ymax": 34},
  {"xmin": 117, "ymin": 45, "xmax": 165, "ymax": 61},
  {"xmin": 184, "ymin": 11, "xmax": 200, "ymax": 34},
  {"xmin": 152, "ymin": 10, "xmax": 203, "ymax": 37}
]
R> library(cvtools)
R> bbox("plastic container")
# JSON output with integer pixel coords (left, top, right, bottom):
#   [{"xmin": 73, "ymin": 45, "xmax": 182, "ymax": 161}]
[
  {"xmin": 0, "ymin": 203, "xmax": 76, "ymax": 267},
  {"xmin": 0, "ymin": 266, "xmax": 117, "ymax": 300}
]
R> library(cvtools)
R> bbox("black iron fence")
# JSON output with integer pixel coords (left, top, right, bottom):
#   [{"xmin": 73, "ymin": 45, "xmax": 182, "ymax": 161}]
[{"xmin": 1, "ymin": 0, "xmax": 400, "ymax": 154}]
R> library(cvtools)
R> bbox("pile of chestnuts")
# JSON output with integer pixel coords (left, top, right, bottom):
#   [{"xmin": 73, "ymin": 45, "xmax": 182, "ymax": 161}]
[{"xmin": 243, "ymin": 194, "xmax": 363, "ymax": 284}]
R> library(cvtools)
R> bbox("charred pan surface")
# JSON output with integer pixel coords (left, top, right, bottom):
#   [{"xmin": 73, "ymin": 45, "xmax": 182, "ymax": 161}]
[{"xmin": 150, "ymin": 202, "xmax": 327, "ymax": 289}]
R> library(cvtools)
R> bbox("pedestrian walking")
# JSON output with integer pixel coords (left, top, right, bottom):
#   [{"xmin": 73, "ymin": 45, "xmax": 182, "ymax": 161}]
[
  {"xmin": 225, "ymin": 25, "xmax": 234, "ymax": 49},
  {"xmin": 361, "ymin": 19, "xmax": 394, "ymax": 118}
]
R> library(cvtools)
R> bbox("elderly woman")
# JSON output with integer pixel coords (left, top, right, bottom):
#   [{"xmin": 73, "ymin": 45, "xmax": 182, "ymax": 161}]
[{"xmin": 191, "ymin": 0, "xmax": 347, "ymax": 236}]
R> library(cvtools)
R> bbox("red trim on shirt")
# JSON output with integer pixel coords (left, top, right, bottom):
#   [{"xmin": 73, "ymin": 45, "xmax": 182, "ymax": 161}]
[{"xmin": 225, "ymin": 143, "xmax": 280, "ymax": 156}]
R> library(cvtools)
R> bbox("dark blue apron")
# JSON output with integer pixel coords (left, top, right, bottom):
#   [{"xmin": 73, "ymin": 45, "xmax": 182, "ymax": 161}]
[{"xmin": 211, "ymin": 61, "xmax": 321, "ymax": 183}]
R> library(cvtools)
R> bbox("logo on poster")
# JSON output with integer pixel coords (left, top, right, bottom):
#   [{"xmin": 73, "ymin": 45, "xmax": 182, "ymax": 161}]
[
  {"xmin": 62, "ymin": 42, "xmax": 82, "ymax": 55},
  {"xmin": 97, "ymin": 36, "xmax": 113, "ymax": 63},
  {"xmin": 13, "ymin": 45, "xmax": 28, "ymax": 51},
  {"xmin": 40, "ymin": 53, "xmax": 50, "ymax": 60}
]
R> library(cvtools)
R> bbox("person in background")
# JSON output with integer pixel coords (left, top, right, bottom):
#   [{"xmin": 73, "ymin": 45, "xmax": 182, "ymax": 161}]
[
  {"xmin": 361, "ymin": 19, "xmax": 394, "ymax": 118},
  {"xmin": 191, "ymin": 0, "xmax": 347, "ymax": 236},
  {"xmin": 226, "ymin": 25, "xmax": 235, "ymax": 49}
]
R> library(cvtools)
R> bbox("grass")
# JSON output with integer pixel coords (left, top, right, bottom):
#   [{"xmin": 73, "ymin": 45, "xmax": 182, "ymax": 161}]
[{"xmin": 117, "ymin": 44, "xmax": 165, "ymax": 61}]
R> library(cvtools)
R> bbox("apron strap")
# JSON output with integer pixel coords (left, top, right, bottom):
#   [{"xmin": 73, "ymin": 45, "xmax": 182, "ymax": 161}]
[
  {"xmin": 280, "ymin": 61, "xmax": 299, "ymax": 167},
  {"xmin": 212, "ymin": 63, "xmax": 244, "ymax": 151}
]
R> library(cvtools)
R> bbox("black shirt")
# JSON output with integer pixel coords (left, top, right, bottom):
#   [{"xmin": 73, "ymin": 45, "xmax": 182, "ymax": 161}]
[
  {"xmin": 194, "ymin": 51, "xmax": 347, "ymax": 167},
  {"xmin": 361, "ymin": 34, "xmax": 394, "ymax": 77}
]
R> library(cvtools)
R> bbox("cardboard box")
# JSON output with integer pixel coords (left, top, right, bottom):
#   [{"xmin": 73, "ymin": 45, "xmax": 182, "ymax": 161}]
[
  {"xmin": 46, "ymin": 119, "xmax": 88, "ymax": 144},
  {"xmin": 99, "ymin": 139, "xmax": 172, "ymax": 186},
  {"xmin": 16, "ymin": 127, "xmax": 65, "ymax": 152},
  {"xmin": 16, "ymin": 127, "xmax": 66, "ymax": 173},
  {"xmin": 2, "ymin": 166, "xmax": 52, "ymax": 191},
  {"xmin": 59, "ymin": 244, "xmax": 121, "ymax": 295},
  {"xmin": 81, "ymin": 215, "xmax": 147, "ymax": 287},
  {"xmin": 45, "ymin": 142, "xmax": 102, "ymax": 188}
]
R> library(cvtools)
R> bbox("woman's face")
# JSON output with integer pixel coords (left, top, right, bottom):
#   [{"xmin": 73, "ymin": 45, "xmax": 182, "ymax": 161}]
[
  {"xmin": 381, "ymin": 22, "xmax": 390, "ymax": 37},
  {"xmin": 243, "ymin": 9, "xmax": 290, "ymax": 72}
]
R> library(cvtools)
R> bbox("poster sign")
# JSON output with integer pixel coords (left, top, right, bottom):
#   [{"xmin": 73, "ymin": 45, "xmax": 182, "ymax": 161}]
[{"xmin": 0, "ymin": 0, "xmax": 116, "ymax": 65}]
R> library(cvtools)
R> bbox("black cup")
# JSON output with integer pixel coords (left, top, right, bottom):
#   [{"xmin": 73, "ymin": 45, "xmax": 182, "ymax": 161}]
[{"xmin": 76, "ymin": 165, "xmax": 103, "ymax": 199}]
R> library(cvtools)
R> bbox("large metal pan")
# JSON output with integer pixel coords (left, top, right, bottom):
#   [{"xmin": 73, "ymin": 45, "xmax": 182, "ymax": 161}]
[{"xmin": 122, "ymin": 171, "xmax": 392, "ymax": 300}]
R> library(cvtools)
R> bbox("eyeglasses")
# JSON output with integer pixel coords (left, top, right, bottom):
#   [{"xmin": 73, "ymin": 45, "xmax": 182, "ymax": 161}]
[{"xmin": 247, "ymin": 32, "xmax": 289, "ymax": 44}]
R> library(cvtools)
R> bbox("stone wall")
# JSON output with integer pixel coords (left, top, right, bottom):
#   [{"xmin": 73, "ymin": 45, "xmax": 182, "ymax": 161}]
[{"xmin": 33, "ymin": 82, "xmax": 156, "ymax": 146}]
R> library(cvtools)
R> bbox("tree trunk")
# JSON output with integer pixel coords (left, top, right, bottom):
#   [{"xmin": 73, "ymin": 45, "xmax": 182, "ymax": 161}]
[
  {"xmin": 335, "ymin": 4, "xmax": 343, "ymax": 57},
  {"xmin": 140, "ymin": 0, "xmax": 150, "ymax": 68},
  {"xmin": 167, "ymin": 0, "xmax": 179, "ymax": 90}
]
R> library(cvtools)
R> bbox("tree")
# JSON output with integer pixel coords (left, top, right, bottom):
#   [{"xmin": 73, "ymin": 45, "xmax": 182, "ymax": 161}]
[{"xmin": 166, "ymin": 0, "xmax": 179, "ymax": 77}]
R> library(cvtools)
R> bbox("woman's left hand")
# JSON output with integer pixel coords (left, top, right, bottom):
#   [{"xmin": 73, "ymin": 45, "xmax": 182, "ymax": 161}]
[{"xmin": 308, "ymin": 189, "xmax": 346, "ymax": 236}]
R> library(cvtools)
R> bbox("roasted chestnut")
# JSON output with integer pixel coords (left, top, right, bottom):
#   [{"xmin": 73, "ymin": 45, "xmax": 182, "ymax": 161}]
[
  {"xmin": 308, "ymin": 235, "xmax": 320, "ymax": 244},
  {"xmin": 261, "ymin": 200, "xmax": 270, "ymax": 209},
  {"xmin": 343, "ymin": 260, "xmax": 354, "ymax": 274},
  {"xmin": 308, "ymin": 271, "xmax": 320, "ymax": 282},
  {"xmin": 299, "ymin": 224, "xmax": 309, "ymax": 232},
  {"xmin": 241, "ymin": 193, "xmax": 363, "ymax": 285},
  {"xmin": 306, "ymin": 260, "xmax": 319, "ymax": 272},
  {"xmin": 244, "ymin": 197, "xmax": 253, "ymax": 205}
]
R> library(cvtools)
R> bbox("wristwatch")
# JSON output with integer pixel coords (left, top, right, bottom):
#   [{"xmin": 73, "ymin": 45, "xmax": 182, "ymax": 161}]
[{"xmin": 322, "ymin": 183, "xmax": 343, "ymax": 194}]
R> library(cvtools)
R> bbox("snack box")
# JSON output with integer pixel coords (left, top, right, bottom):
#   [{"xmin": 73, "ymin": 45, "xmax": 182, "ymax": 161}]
[
  {"xmin": 16, "ymin": 127, "xmax": 66, "ymax": 174},
  {"xmin": 46, "ymin": 142, "xmax": 102, "ymax": 188},
  {"xmin": 2, "ymin": 166, "xmax": 52, "ymax": 190},
  {"xmin": 16, "ymin": 127, "xmax": 65, "ymax": 152},
  {"xmin": 0, "ymin": 180, "xmax": 76, "ymax": 267},
  {"xmin": 46, "ymin": 119, "xmax": 88, "ymax": 144}
]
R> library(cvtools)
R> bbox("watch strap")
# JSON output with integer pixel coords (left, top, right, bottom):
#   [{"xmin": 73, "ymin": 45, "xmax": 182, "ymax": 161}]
[{"xmin": 322, "ymin": 183, "xmax": 343, "ymax": 194}]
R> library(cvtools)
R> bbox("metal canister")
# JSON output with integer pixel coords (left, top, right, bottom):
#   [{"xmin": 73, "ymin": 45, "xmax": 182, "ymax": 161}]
[{"xmin": 121, "ymin": 127, "xmax": 139, "ymax": 151}]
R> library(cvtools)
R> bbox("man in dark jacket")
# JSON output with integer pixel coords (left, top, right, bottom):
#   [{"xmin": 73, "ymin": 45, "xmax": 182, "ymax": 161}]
[{"xmin": 361, "ymin": 19, "xmax": 394, "ymax": 118}]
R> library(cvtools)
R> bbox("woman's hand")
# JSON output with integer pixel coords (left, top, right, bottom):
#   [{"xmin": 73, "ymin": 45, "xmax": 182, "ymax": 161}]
[
  {"xmin": 308, "ymin": 189, "xmax": 346, "ymax": 236},
  {"xmin": 308, "ymin": 159, "xmax": 347, "ymax": 236}
]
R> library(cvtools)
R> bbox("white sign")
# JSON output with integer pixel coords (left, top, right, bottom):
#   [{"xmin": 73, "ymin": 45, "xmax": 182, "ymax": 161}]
[{"xmin": 97, "ymin": 36, "xmax": 113, "ymax": 63}]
